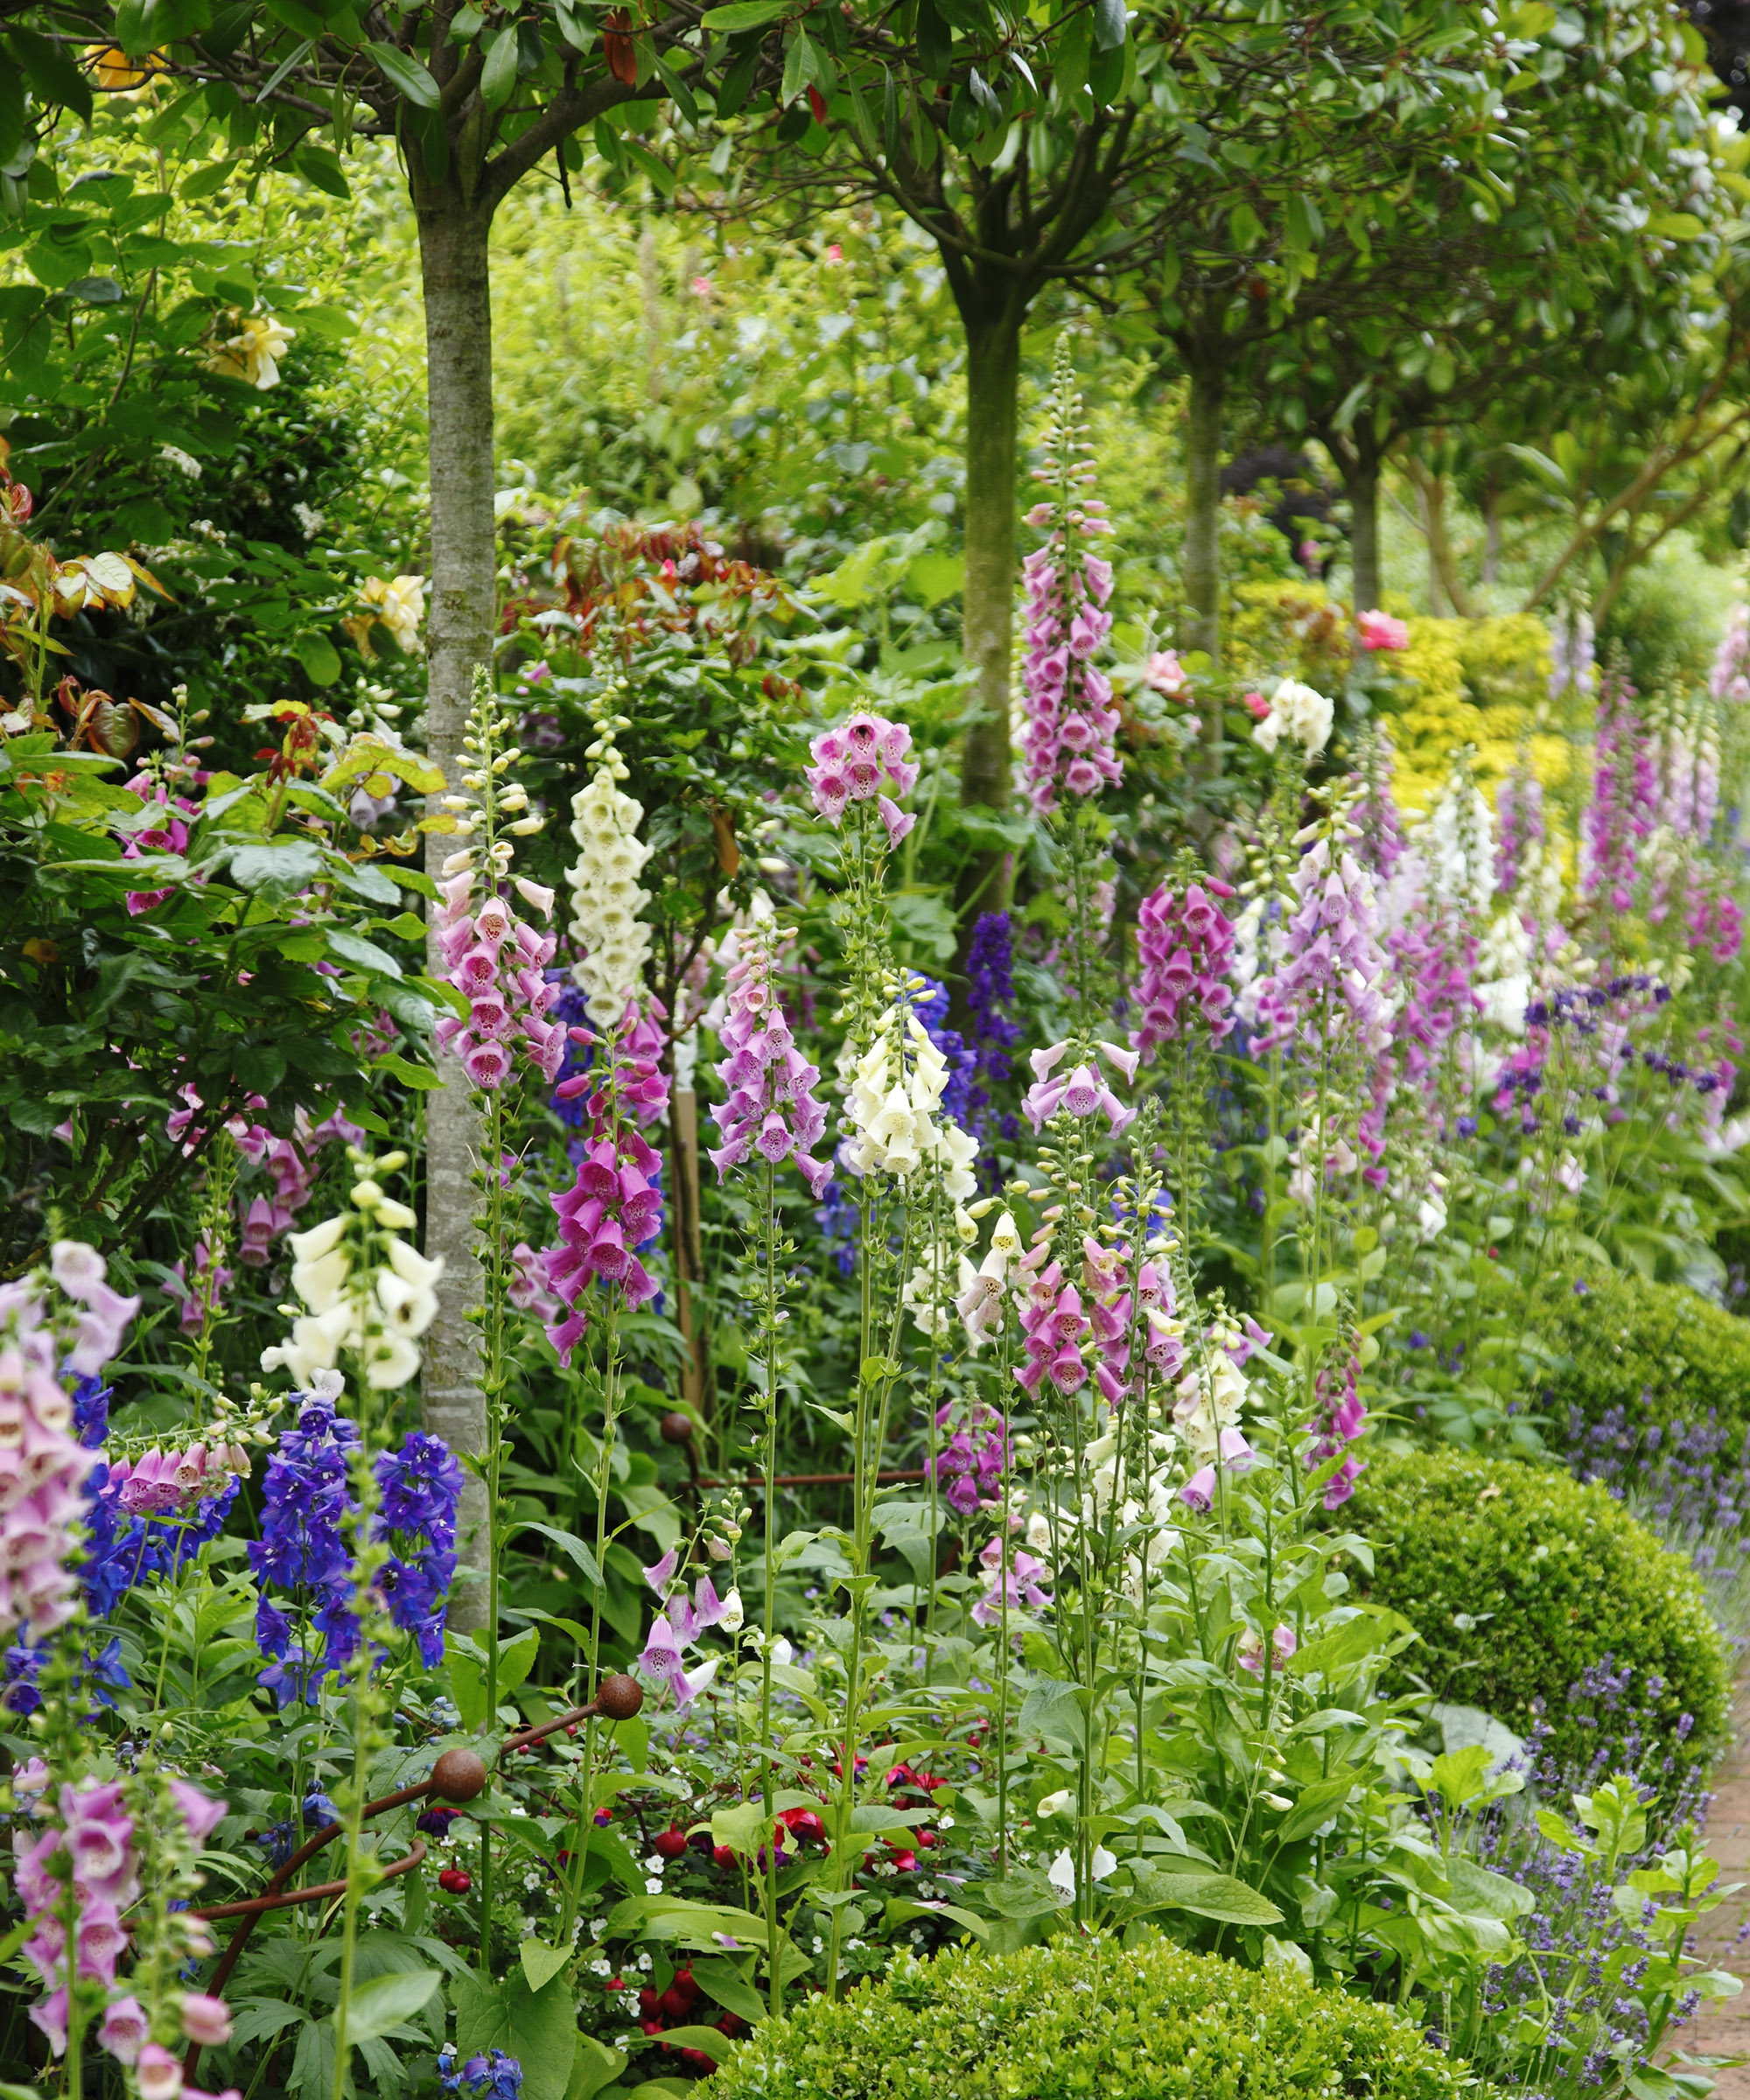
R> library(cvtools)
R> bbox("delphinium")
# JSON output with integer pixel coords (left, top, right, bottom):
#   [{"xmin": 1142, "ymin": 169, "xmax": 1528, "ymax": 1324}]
[
  {"xmin": 253, "ymin": 1141, "xmax": 464, "ymax": 2079},
  {"xmin": 962, "ymin": 909, "xmax": 1024, "ymax": 1173}
]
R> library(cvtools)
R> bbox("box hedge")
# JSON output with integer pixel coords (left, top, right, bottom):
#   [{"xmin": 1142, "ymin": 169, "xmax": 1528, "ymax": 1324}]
[
  {"xmin": 1347, "ymin": 1448, "xmax": 1729, "ymax": 1782},
  {"xmin": 709, "ymin": 1936, "xmax": 1466, "ymax": 2100},
  {"xmin": 1531, "ymin": 1268, "xmax": 1750, "ymax": 1463}
]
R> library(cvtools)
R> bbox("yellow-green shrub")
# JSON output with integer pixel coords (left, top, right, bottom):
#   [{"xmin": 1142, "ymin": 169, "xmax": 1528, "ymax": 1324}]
[{"xmin": 710, "ymin": 1937, "xmax": 1468, "ymax": 2100}]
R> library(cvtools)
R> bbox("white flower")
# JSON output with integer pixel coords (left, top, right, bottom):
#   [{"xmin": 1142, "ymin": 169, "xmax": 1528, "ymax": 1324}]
[
  {"xmin": 1556, "ymin": 1152, "xmax": 1586, "ymax": 1195},
  {"xmin": 291, "ymin": 1244, "xmax": 351, "ymax": 1314},
  {"xmin": 376, "ymin": 1270, "xmax": 438, "ymax": 1339},
  {"xmin": 1047, "ymin": 1848, "xmax": 1076, "ymax": 1897},
  {"xmin": 1037, "ymin": 1789, "xmax": 1073, "ymax": 1816},
  {"xmin": 386, "ymin": 1239, "xmax": 444, "ymax": 1292},
  {"xmin": 567, "ymin": 766, "xmax": 654, "ymax": 1027},
  {"xmin": 287, "ymin": 1215, "xmax": 346, "ymax": 1264},
  {"xmin": 1252, "ymin": 678, "xmax": 1334, "ymax": 759},
  {"xmin": 717, "ymin": 1588, "xmax": 744, "ymax": 1634},
  {"xmin": 160, "ymin": 444, "xmax": 203, "ymax": 481}
]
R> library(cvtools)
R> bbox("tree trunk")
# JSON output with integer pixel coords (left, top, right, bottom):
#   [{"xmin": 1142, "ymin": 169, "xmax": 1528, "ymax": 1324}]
[
  {"xmin": 1181, "ymin": 360, "xmax": 1224, "ymax": 766},
  {"xmin": 955, "ymin": 305, "xmax": 1022, "ymax": 930},
  {"xmin": 416, "ymin": 186, "xmax": 497, "ymax": 1629},
  {"xmin": 1346, "ymin": 448, "xmax": 1381, "ymax": 618},
  {"xmin": 1404, "ymin": 455, "xmax": 1474, "ymax": 619}
]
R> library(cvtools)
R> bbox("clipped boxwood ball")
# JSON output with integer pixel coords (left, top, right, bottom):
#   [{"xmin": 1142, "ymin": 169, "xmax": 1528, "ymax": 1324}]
[
  {"xmin": 710, "ymin": 1936, "xmax": 1468, "ymax": 2100},
  {"xmin": 1347, "ymin": 1449, "xmax": 1728, "ymax": 1783},
  {"xmin": 1535, "ymin": 1269, "xmax": 1750, "ymax": 1464}
]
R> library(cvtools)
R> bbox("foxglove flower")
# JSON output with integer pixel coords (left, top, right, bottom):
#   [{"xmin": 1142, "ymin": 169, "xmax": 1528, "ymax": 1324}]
[
  {"xmin": 567, "ymin": 764, "xmax": 654, "ymax": 1028},
  {"xmin": 435, "ymin": 871, "xmax": 565, "ymax": 1089},
  {"xmin": 1018, "ymin": 334, "xmax": 1121, "ymax": 813},
  {"xmin": 804, "ymin": 710, "xmax": 919, "ymax": 825},
  {"xmin": 1131, "ymin": 880, "xmax": 1236, "ymax": 1059},
  {"xmin": 970, "ymin": 1534, "xmax": 1053, "ymax": 1625},
  {"xmin": 0, "ymin": 1248, "xmax": 133, "ymax": 1643},
  {"xmin": 1019, "ymin": 1039, "xmax": 1138, "ymax": 1137},
  {"xmin": 842, "ymin": 991, "xmax": 979, "ymax": 1199},
  {"xmin": 705, "ymin": 921, "xmax": 833, "ymax": 1198},
  {"xmin": 931, "ymin": 1401, "xmax": 1009, "ymax": 1516}
]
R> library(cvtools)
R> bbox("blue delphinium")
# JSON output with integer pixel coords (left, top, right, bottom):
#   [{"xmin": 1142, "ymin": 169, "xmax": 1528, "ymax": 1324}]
[
  {"xmin": 964, "ymin": 911, "xmax": 1023, "ymax": 1086},
  {"xmin": 439, "ymin": 2047, "xmax": 523, "ymax": 2098},
  {"xmin": 375, "ymin": 1430, "xmax": 464, "ymax": 1667},
  {"xmin": 248, "ymin": 1397, "xmax": 362, "ymax": 1707},
  {"xmin": 249, "ymin": 1398, "xmax": 464, "ymax": 1704}
]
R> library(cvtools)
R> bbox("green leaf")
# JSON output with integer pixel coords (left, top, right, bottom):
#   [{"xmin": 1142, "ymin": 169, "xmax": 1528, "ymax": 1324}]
[
  {"xmin": 512, "ymin": 1522, "xmax": 605, "ymax": 1589},
  {"xmin": 447, "ymin": 1641, "xmax": 489, "ymax": 1731},
  {"xmin": 452, "ymin": 1970, "xmax": 578, "ymax": 2100},
  {"xmin": 710, "ymin": 1800, "xmax": 771, "ymax": 1854},
  {"xmin": 294, "ymin": 631, "xmax": 343, "ymax": 687},
  {"xmin": 521, "ymin": 1938, "xmax": 570, "ymax": 1995},
  {"xmin": 294, "ymin": 144, "xmax": 352, "ymax": 199},
  {"xmin": 653, "ymin": 2025, "xmax": 732, "ymax": 2063},
  {"xmin": 326, "ymin": 928, "xmax": 404, "ymax": 980},
  {"xmin": 567, "ymin": 2036, "xmax": 626, "ymax": 2100},
  {"xmin": 344, "ymin": 1968, "xmax": 440, "ymax": 2042},
  {"xmin": 1091, "ymin": 0, "xmax": 1126, "ymax": 50},
  {"xmin": 700, "ymin": 0, "xmax": 791, "ymax": 25},
  {"xmin": 228, "ymin": 840, "xmax": 326, "ymax": 898},
  {"xmin": 367, "ymin": 38, "xmax": 442, "ymax": 106},
  {"xmin": 480, "ymin": 25, "xmax": 520, "ymax": 107},
  {"xmin": 686, "ymin": 1954, "xmax": 766, "ymax": 2025},
  {"xmin": 1124, "ymin": 1869, "xmax": 1284, "ymax": 1926},
  {"xmin": 375, "ymin": 1051, "xmax": 443, "ymax": 1091},
  {"xmin": 12, "ymin": 29, "xmax": 94, "ymax": 123}
]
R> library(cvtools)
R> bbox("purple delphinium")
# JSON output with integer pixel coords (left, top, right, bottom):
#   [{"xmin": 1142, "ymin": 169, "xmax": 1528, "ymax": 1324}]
[
  {"xmin": 248, "ymin": 1399, "xmax": 462, "ymax": 1704},
  {"xmin": 966, "ymin": 913, "xmax": 1022, "ymax": 1084}
]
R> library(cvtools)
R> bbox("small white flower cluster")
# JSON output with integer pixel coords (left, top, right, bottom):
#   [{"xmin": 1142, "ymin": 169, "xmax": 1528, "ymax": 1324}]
[
  {"xmin": 842, "ymin": 990, "xmax": 978, "ymax": 1197},
  {"xmin": 1250, "ymin": 677, "xmax": 1334, "ymax": 760},
  {"xmin": 259, "ymin": 1155, "xmax": 444, "ymax": 1391},
  {"xmin": 567, "ymin": 764, "xmax": 654, "ymax": 1028}
]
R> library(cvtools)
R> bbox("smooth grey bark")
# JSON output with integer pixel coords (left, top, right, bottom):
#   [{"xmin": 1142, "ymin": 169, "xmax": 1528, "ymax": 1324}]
[
  {"xmin": 1181, "ymin": 360, "xmax": 1224, "ymax": 766},
  {"xmin": 957, "ymin": 308, "xmax": 1023, "ymax": 872},
  {"xmin": 416, "ymin": 190, "xmax": 496, "ymax": 1628}
]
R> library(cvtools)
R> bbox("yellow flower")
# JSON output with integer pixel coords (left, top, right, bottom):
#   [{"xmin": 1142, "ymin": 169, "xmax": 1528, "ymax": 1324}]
[
  {"xmin": 360, "ymin": 574, "xmax": 425, "ymax": 654},
  {"xmin": 204, "ymin": 313, "xmax": 295, "ymax": 390},
  {"xmin": 88, "ymin": 44, "xmax": 166, "ymax": 93}
]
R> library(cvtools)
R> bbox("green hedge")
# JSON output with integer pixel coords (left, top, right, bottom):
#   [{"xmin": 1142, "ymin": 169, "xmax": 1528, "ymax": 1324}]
[
  {"xmin": 1348, "ymin": 1449, "xmax": 1729, "ymax": 1781},
  {"xmin": 1533, "ymin": 1268, "xmax": 1750, "ymax": 1456},
  {"xmin": 710, "ymin": 1937, "xmax": 1466, "ymax": 2100}
]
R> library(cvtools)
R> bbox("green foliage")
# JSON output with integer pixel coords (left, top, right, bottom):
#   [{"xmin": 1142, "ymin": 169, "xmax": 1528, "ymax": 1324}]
[
  {"xmin": 710, "ymin": 1936, "xmax": 1469, "ymax": 2100},
  {"xmin": 1531, "ymin": 1268, "xmax": 1750, "ymax": 1452},
  {"xmin": 1348, "ymin": 1448, "xmax": 1731, "ymax": 1782}
]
